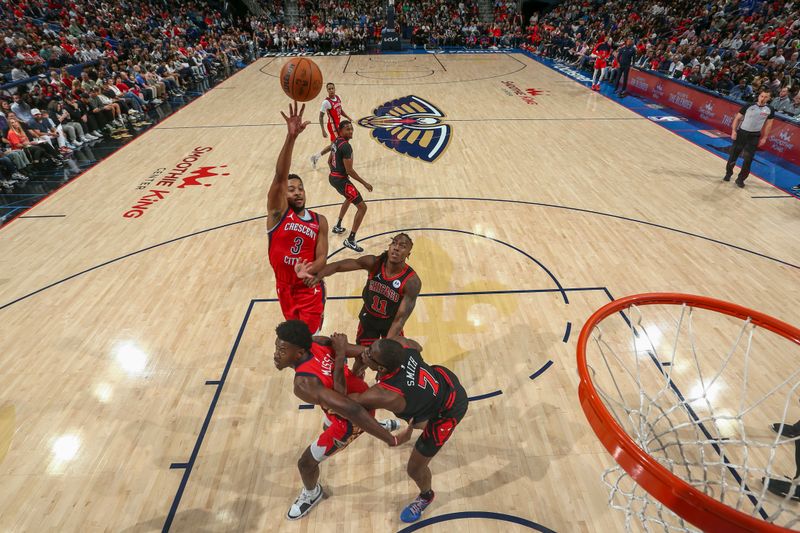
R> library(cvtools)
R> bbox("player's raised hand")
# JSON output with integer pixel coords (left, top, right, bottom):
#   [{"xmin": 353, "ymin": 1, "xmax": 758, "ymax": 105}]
[
  {"xmin": 331, "ymin": 332, "xmax": 349, "ymax": 358},
  {"xmin": 281, "ymin": 101, "xmax": 311, "ymax": 137},
  {"xmin": 294, "ymin": 259, "xmax": 315, "ymax": 280}
]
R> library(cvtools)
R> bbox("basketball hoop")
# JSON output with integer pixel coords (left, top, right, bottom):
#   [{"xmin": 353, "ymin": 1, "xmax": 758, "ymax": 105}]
[{"xmin": 577, "ymin": 293, "xmax": 800, "ymax": 532}]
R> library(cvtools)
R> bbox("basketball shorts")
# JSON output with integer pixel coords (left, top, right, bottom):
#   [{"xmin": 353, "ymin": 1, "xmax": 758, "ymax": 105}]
[
  {"xmin": 310, "ymin": 370, "xmax": 372, "ymax": 462},
  {"xmin": 328, "ymin": 175, "xmax": 363, "ymax": 205},
  {"xmin": 356, "ymin": 312, "xmax": 402, "ymax": 346},
  {"xmin": 276, "ymin": 280, "xmax": 326, "ymax": 334},
  {"xmin": 415, "ymin": 366, "xmax": 468, "ymax": 458},
  {"xmin": 326, "ymin": 121, "xmax": 337, "ymax": 142}
]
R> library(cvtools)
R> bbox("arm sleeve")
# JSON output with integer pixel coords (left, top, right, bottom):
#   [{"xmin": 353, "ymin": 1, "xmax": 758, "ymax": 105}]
[{"xmin": 320, "ymin": 99, "xmax": 331, "ymax": 113}]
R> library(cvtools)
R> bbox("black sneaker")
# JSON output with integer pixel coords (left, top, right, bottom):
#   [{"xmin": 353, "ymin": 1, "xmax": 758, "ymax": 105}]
[
  {"xmin": 771, "ymin": 423, "xmax": 800, "ymax": 439},
  {"xmin": 722, "ymin": 175, "xmax": 731, "ymax": 182},
  {"xmin": 343, "ymin": 238, "xmax": 364, "ymax": 253},
  {"xmin": 764, "ymin": 477, "xmax": 800, "ymax": 501},
  {"xmin": 286, "ymin": 484, "xmax": 324, "ymax": 520},
  {"xmin": 735, "ymin": 178, "xmax": 745, "ymax": 188},
  {"xmin": 331, "ymin": 225, "xmax": 346, "ymax": 234}
]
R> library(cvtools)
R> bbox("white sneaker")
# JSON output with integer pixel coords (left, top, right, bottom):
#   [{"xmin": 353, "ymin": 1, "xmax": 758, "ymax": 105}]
[
  {"xmin": 310, "ymin": 154, "xmax": 319, "ymax": 168},
  {"xmin": 286, "ymin": 484, "xmax": 323, "ymax": 520},
  {"xmin": 379, "ymin": 419, "xmax": 401, "ymax": 431},
  {"xmin": 73, "ymin": 140, "xmax": 83, "ymax": 147}
]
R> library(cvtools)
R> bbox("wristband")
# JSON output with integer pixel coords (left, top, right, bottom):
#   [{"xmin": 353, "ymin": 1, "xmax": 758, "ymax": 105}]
[{"xmin": 391, "ymin": 435, "xmax": 398, "ymax": 447}]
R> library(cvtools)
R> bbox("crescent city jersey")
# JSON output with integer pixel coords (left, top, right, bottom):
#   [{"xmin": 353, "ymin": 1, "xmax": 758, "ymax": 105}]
[
  {"xmin": 328, "ymin": 137, "xmax": 352, "ymax": 179},
  {"xmin": 268, "ymin": 208, "xmax": 320, "ymax": 285},
  {"xmin": 361, "ymin": 255, "xmax": 416, "ymax": 322},
  {"xmin": 377, "ymin": 348, "xmax": 460, "ymax": 423},
  {"xmin": 294, "ymin": 342, "xmax": 363, "ymax": 414},
  {"xmin": 322, "ymin": 95, "xmax": 343, "ymax": 129}
]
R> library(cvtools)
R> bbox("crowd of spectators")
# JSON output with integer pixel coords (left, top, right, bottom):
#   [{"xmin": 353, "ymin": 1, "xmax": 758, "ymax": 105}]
[
  {"xmin": 0, "ymin": 0, "xmax": 257, "ymax": 193},
  {"xmin": 525, "ymin": 0, "xmax": 800, "ymax": 119}
]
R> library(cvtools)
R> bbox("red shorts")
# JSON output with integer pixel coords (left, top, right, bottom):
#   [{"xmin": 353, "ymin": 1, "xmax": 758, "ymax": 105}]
[
  {"xmin": 310, "ymin": 369, "xmax": 372, "ymax": 462},
  {"xmin": 326, "ymin": 121, "xmax": 337, "ymax": 142},
  {"xmin": 276, "ymin": 281, "xmax": 326, "ymax": 334}
]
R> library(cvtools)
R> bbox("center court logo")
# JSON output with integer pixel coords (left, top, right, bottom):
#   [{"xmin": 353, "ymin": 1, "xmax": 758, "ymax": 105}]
[
  {"xmin": 358, "ymin": 95, "xmax": 451, "ymax": 163},
  {"xmin": 123, "ymin": 146, "xmax": 230, "ymax": 218}
]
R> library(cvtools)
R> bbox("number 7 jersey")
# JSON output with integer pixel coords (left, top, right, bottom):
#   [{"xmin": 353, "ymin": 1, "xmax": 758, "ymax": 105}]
[{"xmin": 268, "ymin": 208, "xmax": 321, "ymax": 285}]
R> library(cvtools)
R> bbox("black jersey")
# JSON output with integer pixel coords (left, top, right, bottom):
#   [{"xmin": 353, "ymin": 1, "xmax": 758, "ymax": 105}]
[
  {"xmin": 328, "ymin": 137, "xmax": 352, "ymax": 179},
  {"xmin": 377, "ymin": 348, "xmax": 462, "ymax": 422},
  {"xmin": 360, "ymin": 254, "xmax": 416, "ymax": 323}
]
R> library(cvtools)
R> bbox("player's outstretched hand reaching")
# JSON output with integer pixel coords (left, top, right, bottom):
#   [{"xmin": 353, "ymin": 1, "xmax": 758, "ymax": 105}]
[
  {"xmin": 294, "ymin": 259, "xmax": 316, "ymax": 285},
  {"xmin": 281, "ymin": 101, "xmax": 310, "ymax": 137}
]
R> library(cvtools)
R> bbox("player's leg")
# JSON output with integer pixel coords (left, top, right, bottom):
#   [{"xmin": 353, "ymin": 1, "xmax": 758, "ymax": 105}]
[
  {"xmin": 287, "ymin": 445, "xmax": 325, "ymax": 520},
  {"xmin": 295, "ymin": 282, "xmax": 325, "ymax": 335},
  {"xmin": 334, "ymin": 198, "xmax": 351, "ymax": 233},
  {"xmin": 344, "ymin": 186, "xmax": 366, "ymax": 252}
]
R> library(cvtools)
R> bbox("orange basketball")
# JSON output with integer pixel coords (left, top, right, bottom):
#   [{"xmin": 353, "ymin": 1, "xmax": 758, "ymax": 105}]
[{"xmin": 279, "ymin": 58, "xmax": 323, "ymax": 102}]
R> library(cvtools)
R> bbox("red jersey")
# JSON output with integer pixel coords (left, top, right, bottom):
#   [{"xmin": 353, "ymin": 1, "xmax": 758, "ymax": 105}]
[
  {"xmin": 294, "ymin": 342, "xmax": 365, "ymax": 414},
  {"xmin": 321, "ymin": 95, "xmax": 343, "ymax": 128},
  {"xmin": 268, "ymin": 208, "xmax": 320, "ymax": 285}
]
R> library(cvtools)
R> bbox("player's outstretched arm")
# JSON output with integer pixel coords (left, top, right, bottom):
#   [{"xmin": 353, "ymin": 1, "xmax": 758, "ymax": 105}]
[
  {"xmin": 294, "ymin": 376, "xmax": 408, "ymax": 446},
  {"xmin": 267, "ymin": 101, "xmax": 309, "ymax": 229},
  {"xmin": 387, "ymin": 275, "xmax": 422, "ymax": 339},
  {"xmin": 343, "ymin": 156, "xmax": 372, "ymax": 192},
  {"xmin": 300, "ymin": 254, "xmax": 377, "ymax": 284}
]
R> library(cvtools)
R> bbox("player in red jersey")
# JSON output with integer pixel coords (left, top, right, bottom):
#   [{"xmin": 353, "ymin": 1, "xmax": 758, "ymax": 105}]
[
  {"xmin": 268, "ymin": 102, "xmax": 329, "ymax": 333},
  {"xmin": 591, "ymin": 37, "xmax": 612, "ymax": 91},
  {"xmin": 331, "ymin": 335, "xmax": 468, "ymax": 523},
  {"xmin": 309, "ymin": 82, "xmax": 353, "ymax": 168},
  {"xmin": 273, "ymin": 320, "xmax": 412, "ymax": 520},
  {"xmin": 296, "ymin": 233, "xmax": 421, "ymax": 375}
]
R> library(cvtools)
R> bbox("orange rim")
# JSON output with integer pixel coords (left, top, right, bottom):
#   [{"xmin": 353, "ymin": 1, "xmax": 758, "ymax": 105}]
[{"xmin": 577, "ymin": 293, "xmax": 800, "ymax": 533}]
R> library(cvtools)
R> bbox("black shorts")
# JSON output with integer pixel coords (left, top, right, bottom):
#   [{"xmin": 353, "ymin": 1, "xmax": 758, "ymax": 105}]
[
  {"xmin": 329, "ymin": 175, "xmax": 363, "ymax": 205},
  {"xmin": 415, "ymin": 367, "xmax": 469, "ymax": 458},
  {"xmin": 356, "ymin": 311, "xmax": 400, "ymax": 346}
]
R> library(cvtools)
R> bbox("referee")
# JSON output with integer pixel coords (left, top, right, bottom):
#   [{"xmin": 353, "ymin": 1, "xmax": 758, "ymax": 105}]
[{"xmin": 723, "ymin": 89, "xmax": 775, "ymax": 188}]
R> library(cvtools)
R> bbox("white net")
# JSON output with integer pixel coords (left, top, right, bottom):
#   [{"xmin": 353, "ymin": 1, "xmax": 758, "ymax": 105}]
[{"xmin": 585, "ymin": 301, "xmax": 800, "ymax": 532}]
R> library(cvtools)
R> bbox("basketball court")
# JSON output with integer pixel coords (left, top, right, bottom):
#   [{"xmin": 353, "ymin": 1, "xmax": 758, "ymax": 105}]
[{"xmin": 1, "ymin": 52, "xmax": 798, "ymax": 532}]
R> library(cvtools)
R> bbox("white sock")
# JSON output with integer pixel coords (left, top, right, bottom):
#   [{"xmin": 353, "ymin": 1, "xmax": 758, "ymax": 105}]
[{"xmin": 303, "ymin": 484, "xmax": 320, "ymax": 497}]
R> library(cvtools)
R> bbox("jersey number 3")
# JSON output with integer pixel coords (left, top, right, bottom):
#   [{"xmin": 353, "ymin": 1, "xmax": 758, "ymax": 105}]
[
  {"xmin": 291, "ymin": 237, "xmax": 303, "ymax": 254},
  {"xmin": 417, "ymin": 368, "xmax": 440, "ymax": 395}
]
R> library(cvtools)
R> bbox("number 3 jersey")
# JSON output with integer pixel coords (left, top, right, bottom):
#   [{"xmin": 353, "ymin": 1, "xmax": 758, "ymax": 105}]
[
  {"xmin": 268, "ymin": 208, "xmax": 321, "ymax": 285},
  {"xmin": 360, "ymin": 254, "xmax": 416, "ymax": 326},
  {"xmin": 377, "ymin": 348, "xmax": 463, "ymax": 423}
]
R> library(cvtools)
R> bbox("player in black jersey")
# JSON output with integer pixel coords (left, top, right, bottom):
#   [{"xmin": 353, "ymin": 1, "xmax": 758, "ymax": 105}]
[
  {"xmin": 331, "ymin": 335, "xmax": 468, "ymax": 524},
  {"xmin": 296, "ymin": 233, "xmax": 421, "ymax": 376},
  {"xmin": 328, "ymin": 120, "xmax": 373, "ymax": 252}
]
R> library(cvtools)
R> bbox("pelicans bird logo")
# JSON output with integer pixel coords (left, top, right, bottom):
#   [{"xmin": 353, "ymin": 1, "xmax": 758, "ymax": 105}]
[{"xmin": 358, "ymin": 95, "xmax": 451, "ymax": 163}]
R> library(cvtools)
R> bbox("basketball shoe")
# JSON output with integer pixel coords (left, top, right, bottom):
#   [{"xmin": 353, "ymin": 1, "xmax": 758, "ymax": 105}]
[
  {"xmin": 287, "ymin": 483, "xmax": 324, "ymax": 520},
  {"xmin": 343, "ymin": 238, "xmax": 363, "ymax": 253},
  {"xmin": 400, "ymin": 490, "xmax": 435, "ymax": 523},
  {"xmin": 331, "ymin": 224, "xmax": 346, "ymax": 234}
]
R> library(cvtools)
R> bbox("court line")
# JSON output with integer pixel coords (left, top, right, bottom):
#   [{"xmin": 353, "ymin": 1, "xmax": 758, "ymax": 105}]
[
  {"xmin": 3, "ymin": 194, "xmax": 796, "ymax": 311},
  {"xmin": 325, "ymin": 226, "xmax": 569, "ymax": 304},
  {"xmin": 751, "ymin": 195, "xmax": 795, "ymax": 199},
  {"xmin": 343, "ymin": 54, "xmax": 352, "ymax": 73},
  {"xmin": 529, "ymin": 360, "xmax": 554, "ymax": 380},
  {"xmin": 18, "ymin": 214, "xmax": 66, "ymax": 219},
  {"xmin": 433, "ymin": 53, "xmax": 447, "ymax": 72},
  {"xmin": 396, "ymin": 510, "xmax": 557, "ymax": 532},
  {"xmin": 468, "ymin": 390, "xmax": 503, "ymax": 401},
  {"xmin": 601, "ymin": 289, "xmax": 768, "ymax": 520},
  {"xmin": 562, "ymin": 322, "xmax": 572, "ymax": 343},
  {"xmin": 163, "ymin": 299, "xmax": 255, "ymax": 532},
  {"xmin": 259, "ymin": 53, "xmax": 527, "ymax": 86},
  {"xmin": 154, "ymin": 116, "xmax": 645, "ymax": 130}
]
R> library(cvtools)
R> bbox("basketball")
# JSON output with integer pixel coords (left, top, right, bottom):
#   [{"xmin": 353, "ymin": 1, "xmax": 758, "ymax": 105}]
[{"xmin": 279, "ymin": 58, "xmax": 323, "ymax": 102}]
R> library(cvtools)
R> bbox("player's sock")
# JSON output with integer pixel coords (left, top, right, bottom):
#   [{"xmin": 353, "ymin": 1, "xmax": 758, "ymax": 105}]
[
  {"xmin": 348, "ymin": 231, "xmax": 356, "ymax": 242},
  {"xmin": 304, "ymin": 484, "xmax": 321, "ymax": 498},
  {"xmin": 420, "ymin": 489, "xmax": 434, "ymax": 501},
  {"xmin": 336, "ymin": 218, "xmax": 343, "ymax": 228}
]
